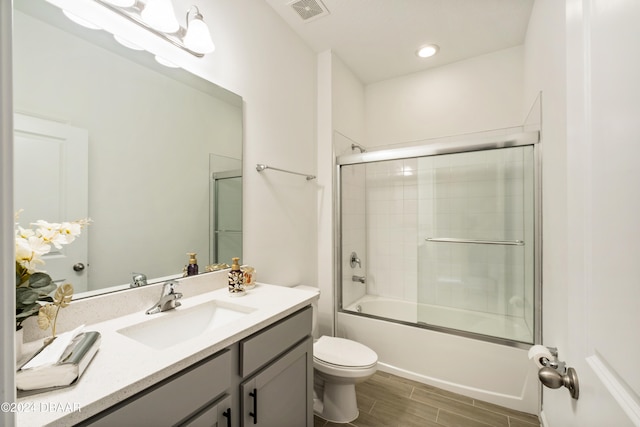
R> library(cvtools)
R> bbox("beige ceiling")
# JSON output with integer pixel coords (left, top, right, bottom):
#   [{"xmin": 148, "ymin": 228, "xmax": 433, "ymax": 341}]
[{"xmin": 264, "ymin": 0, "xmax": 535, "ymax": 84}]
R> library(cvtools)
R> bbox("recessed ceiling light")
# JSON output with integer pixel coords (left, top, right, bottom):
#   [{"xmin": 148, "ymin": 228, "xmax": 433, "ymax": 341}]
[{"xmin": 416, "ymin": 44, "xmax": 439, "ymax": 58}]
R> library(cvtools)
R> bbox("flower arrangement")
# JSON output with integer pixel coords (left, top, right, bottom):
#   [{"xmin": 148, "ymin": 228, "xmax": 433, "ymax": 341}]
[{"xmin": 15, "ymin": 214, "xmax": 90, "ymax": 337}]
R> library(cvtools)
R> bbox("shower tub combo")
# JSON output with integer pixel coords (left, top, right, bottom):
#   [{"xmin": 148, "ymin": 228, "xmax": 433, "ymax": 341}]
[{"xmin": 335, "ymin": 131, "xmax": 541, "ymax": 413}]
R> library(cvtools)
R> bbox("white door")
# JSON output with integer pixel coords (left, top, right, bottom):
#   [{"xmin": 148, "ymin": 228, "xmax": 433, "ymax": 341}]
[
  {"xmin": 13, "ymin": 113, "xmax": 89, "ymax": 292},
  {"xmin": 547, "ymin": 0, "xmax": 640, "ymax": 425}
]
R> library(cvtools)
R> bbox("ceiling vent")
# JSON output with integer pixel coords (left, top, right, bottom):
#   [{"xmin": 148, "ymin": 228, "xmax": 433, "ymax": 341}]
[{"xmin": 288, "ymin": 0, "xmax": 329, "ymax": 22}]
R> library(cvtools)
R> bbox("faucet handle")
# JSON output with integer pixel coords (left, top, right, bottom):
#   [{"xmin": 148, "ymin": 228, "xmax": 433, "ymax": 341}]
[
  {"xmin": 163, "ymin": 280, "xmax": 180, "ymax": 293},
  {"xmin": 350, "ymin": 251, "xmax": 362, "ymax": 268}
]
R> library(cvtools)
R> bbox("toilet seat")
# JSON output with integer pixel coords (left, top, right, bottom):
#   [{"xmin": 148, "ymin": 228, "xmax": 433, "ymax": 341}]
[{"xmin": 313, "ymin": 336, "xmax": 378, "ymax": 368}]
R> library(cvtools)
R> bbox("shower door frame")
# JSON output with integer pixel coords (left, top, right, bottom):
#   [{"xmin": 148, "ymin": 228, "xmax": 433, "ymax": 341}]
[{"xmin": 334, "ymin": 131, "xmax": 542, "ymax": 349}]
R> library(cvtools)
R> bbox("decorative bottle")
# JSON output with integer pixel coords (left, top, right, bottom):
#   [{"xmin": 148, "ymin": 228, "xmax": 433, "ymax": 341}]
[
  {"xmin": 228, "ymin": 257, "xmax": 245, "ymax": 296},
  {"xmin": 186, "ymin": 253, "xmax": 199, "ymax": 276}
]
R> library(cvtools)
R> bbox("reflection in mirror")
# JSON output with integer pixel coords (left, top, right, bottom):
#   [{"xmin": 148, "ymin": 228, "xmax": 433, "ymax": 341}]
[
  {"xmin": 13, "ymin": 0, "xmax": 243, "ymax": 298},
  {"xmin": 210, "ymin": 155, "xmax": 242, "ymax": 265}
]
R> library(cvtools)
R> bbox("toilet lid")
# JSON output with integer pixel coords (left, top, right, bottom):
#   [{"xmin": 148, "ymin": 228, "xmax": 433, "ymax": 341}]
[{"xmin": 314, "ymin": 336, "xmax": 378, "ymax": 368}]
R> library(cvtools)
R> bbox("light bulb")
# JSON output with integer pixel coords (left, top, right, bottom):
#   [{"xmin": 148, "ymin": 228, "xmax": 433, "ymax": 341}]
[
  {"xmin": 102, "ymin": 0, "xmax": 136, "ymax": 6},
  {"xmin": 416, "ymin": 44, "xmax": 439, "ymax": 58},
  {"xmin": 184, "ymin": 15, "xmax": 215, "ymax": 54},
  {"xmin": 62, "ymin": 10, "xmax": 101, "ymax": 30},
  {"xmin": 141, "ymin": 0, "xmax": 179, "ymax": 33}
]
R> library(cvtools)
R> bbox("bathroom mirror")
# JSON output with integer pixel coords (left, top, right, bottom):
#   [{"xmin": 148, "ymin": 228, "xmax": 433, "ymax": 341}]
[{"xmin": 13, "ymin": 0, "xmax": 243, "ymax": 297}]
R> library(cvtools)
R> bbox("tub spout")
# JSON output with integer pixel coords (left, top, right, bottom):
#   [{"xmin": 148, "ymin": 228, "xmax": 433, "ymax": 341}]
[{"xmin": 352, "ymin": 275, "xmax": 366, "ymax": 284}]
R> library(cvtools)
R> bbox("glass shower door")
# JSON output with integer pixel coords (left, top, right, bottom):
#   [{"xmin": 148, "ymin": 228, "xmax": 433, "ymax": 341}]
[
  {"xmin": 211, "ymin": 173, "xmax": 242, "ymax": 264},
  {"xmin": 417, "ymin": 146, "xmax": 535, "ymax": 343}
]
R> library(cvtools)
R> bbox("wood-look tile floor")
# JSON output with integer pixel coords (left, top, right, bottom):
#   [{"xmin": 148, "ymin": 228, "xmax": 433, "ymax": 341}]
[{"xmin": 314, "ymin": 371, "xmax": 541, "ymax": 427}]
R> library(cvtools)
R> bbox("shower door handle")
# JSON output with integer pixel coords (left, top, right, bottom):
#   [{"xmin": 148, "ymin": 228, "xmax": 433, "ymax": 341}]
[{"xmin": 425, "ymin": 237, "xmax": 524, "ymax": 246}]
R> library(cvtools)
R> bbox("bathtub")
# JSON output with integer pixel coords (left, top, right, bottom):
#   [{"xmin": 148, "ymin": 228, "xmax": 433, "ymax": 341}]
[
  {"xmin": 337, "ymin": 295, "xmax": 540, "ymax": 413},
  {"xmin": 346, "ymin": 295, "xmax": 534, "ymax": 343}
]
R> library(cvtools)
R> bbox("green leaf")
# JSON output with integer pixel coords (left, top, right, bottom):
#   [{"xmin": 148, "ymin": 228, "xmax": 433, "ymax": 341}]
[
  {"xmin": 16, "ymin": 303, "xmax": 40, "ymax": 320},
  {"xmin": 16, "ymin": 287, "xmax": 42, "ymax": 306},
  {"xmin": 29, "ymin": 272, "xmax": 55, "ymax": 289}
]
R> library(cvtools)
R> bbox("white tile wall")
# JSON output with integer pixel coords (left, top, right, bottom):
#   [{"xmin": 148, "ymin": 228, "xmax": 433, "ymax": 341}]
[{"xmin": 364, "ymin": 158, "xmax": 419, "ymax": 301}]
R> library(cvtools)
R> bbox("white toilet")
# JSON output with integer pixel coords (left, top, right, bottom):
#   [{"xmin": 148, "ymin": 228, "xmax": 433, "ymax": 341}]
[{"xmin": 295, "ymin": 286, "xmax": 378, "ymax": 423}]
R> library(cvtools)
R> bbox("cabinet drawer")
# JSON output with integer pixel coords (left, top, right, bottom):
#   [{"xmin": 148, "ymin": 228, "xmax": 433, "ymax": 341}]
[
  {"xmin": 180, "ymin": 394, "xmax": 232, "ymax": 427},
  {"xmin": 85, "ymin": 349, "xmax": 231, "ymax": 426},
  {"xmin": 239, "ymin": 306, "xmax": 311, "ymax": 377}
]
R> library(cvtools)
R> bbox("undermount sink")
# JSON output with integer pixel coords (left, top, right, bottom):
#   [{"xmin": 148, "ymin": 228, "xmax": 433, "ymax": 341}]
[{"xmin": 118, "ymin": 299, "xmax": 256, "ymax": 350}]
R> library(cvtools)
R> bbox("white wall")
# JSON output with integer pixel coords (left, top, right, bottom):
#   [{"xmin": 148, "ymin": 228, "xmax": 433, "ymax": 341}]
[
  {"xmin": 317, "ymin": 51, "xmax": 366, "ymax": 335},
  {"xmin": 199, "ymin": 0, "xmax": 318, "ymax": 287},
  {"xmin": 365, "ymin": 46, "xmax": 525, "ymax": 147}
]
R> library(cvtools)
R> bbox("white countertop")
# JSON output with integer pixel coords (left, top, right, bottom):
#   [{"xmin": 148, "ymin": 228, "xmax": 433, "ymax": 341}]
[{"xmin": 16, "ymin": 282, "xmax": 318, "ymax": 426}]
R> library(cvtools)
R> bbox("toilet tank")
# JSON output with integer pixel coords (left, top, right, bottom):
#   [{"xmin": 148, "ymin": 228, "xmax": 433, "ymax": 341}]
[{"xmin": 293, "ymin": 285, "xmax": 320, "ymax": 337}]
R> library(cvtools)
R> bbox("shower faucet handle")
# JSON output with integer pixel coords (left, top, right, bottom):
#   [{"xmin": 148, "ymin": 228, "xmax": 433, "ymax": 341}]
[{"xmin": 350, "ymin": 251, "xmax": 362, "ymax": 268}]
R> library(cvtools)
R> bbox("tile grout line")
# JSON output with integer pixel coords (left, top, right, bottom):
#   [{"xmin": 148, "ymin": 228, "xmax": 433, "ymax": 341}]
[{"xmin": 473, "ymin": 397, "xmax": 539, "ymax": 426}]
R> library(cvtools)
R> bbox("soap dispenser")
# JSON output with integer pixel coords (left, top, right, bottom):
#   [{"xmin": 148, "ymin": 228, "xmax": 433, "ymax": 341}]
[
  {"xmin": 186, "ymin": 253, "xmax": 199, "ymax": 276},
  {"xmin": 228, "ymin": 257, "xmax": 245, "ymax": 296}
]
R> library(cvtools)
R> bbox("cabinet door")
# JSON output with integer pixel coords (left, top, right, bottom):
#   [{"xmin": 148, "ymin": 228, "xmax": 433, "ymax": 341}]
[
  {"xmin": 181, "ymin": 394, "xmax": 232, "ymax": 427},
  {"xmin": 240, "ymin": 337, "xmax": 313, "ymax": 427}
]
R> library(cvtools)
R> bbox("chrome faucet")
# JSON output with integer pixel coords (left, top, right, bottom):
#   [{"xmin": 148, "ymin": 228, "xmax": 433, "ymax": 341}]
[
  {"xmin": 146, "ymin": 280, "xmax": 183, "ymax": 315},
  {"xmin": 352, "ymin": 275, "xmax": 366, "ymax": 284},
  {"xmin": 131, "ymin": 272, "xmax": 148, "ymax": 288}
]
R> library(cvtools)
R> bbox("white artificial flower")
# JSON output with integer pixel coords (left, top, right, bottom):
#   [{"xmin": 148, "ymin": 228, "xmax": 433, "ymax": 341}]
[
  {"xmin": 15, "ymin": 236, "xmax": 49, "ymax": 274},
  {"xmin": 16, "ymin": 226, "xmax": 35, "ymax": 239},
  {"xmin": 58, "ymin": 221, "xmax": 82, "ymax": 244},
  {"xmin": 15, "ymin": 215, "xmax": 89, "ymax": 274},
  {"xmin": 33, "ymin": 220, "xmax": 66, "ymax": 248}
]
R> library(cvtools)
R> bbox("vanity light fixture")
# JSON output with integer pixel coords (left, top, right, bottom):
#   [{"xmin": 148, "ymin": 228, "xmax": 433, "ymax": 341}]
[
  {"xmin": 140, "ymin": 0, "xmax": 180, "ymax": 33},
  {"xmin": 101, "ymin": 0, "xmax": 136, "ymax": 6},
  {"xmin": 416, "ymin": 44, "xmax": 439, "ymax": 58},
  {"xmin": 88, "ymin": 0, "xmax": 216, "ymax": 57},
  {"xmin": 62, "ymin": 10, "xmax": 102, "ymax": 30},
  {"xmin": 184, "ymin": 6, "xmax": 215, "ymax": 54}
]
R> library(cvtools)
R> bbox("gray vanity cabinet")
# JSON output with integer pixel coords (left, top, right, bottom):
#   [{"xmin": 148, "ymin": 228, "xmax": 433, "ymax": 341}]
[
  {"xmin": 240, "ymin": 337, "xmax": 313, "ymax": 427},
  {"xmin": 238, "ymin": 306, "xmax": 313, "ymax": 427},
  {"xmin": 79, "ymin": 305, "xmax": 313, "ymax": 427}
]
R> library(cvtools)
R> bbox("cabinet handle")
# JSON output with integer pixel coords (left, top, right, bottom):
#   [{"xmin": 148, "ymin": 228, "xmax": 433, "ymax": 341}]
[
  {"xmin": 249, "ymin": 388, "xmax": 258, "ymax": 424},
  {"xmin": 222, "ymin": 408, "xmax": 231, "ymax": 427}
]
